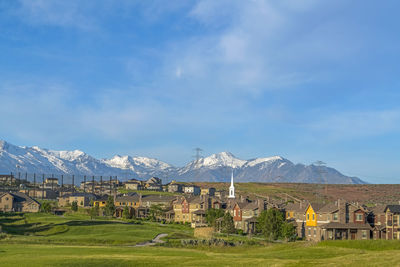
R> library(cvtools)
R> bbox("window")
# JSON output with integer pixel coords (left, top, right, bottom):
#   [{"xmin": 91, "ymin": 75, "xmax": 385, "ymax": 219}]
[
  {"xmin": 307, "ymin": 214, "xmax": 310, "ymax": 220},
  {"xmin": 333, "ymin": 213, "xmax": 338, "ymax": 221},
  {"xmin": 314, "ymin": 228, "xmax": 316, "ymax": 237},
  {"xmin": 394, "ymin": 215, "xmax": 398, "ymax": 225},
  {"xmin": 356, "ymin": 214, "xmax": 363, "ymax": 221},
  {"xmin": 234, "ymin": 210, "xmax": 236, "ymax": 216},
  {"xmin": 328, "ymin": 231, "xmax": 333, "ymax": 239},
  {"xmin": 308, "ymin": 228, "xmax": 311, "ymax": 236},
  {"xmin": 312, "ymin": 214, "xmax": 315, "ymax": 220},
  {"xmin": 362, "ymin": 230, "xmax": 367, "ymax": 239}
]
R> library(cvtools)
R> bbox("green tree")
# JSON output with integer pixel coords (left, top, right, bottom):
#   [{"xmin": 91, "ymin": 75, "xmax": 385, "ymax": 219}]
[
  {"xmin": 257, "ymin": 209, "xmax": 284, "ymax": 240},
  {"xmin": 40, "ymin": 201, "xmax": 52, "ymax": 213},
  {"xmin": 281, "ymin": 221, "xmax": 296, "ymax": 241},
  {"xmin": 222, "ymin": 212, "xmax": 235, "ymax": 234},
  {"xmin": 149, "ymin": 204, "xmax": 164, "ymax": 221},
  {"xmin": 71, "ymin": 201, "xmax": 78, "ymax": 212},
  {"xmin": 104, "ymin": 196, "xmax": 115, "ymax": 217},
  {"xmin": 122, "ymin": 206, "xmax": 132, "ymax": 220},
  {"xmin": 89, "ymin": 204, "xmax": 99, "ymax": 220},
  {"xmin": 206, "ymin": 208, "xmax": 225, "ymax": 227}
]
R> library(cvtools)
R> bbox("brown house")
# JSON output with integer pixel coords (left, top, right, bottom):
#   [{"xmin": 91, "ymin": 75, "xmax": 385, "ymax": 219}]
[
  {"xmin": 0, "ymin": 192, "xmax": 40, "ymax": 212},
  {"xmin": 384, "ymin": 205, "xmax": 400, "ymax": 240},
  {"xmin": 370, "ymin": 204, "xmax": 387, "ymax": 239}
]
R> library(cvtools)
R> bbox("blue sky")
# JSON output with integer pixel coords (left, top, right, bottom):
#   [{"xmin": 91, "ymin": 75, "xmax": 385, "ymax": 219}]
[{"xmin": 0, "ymin": 0, "xmax": 399, "ymax": 183}]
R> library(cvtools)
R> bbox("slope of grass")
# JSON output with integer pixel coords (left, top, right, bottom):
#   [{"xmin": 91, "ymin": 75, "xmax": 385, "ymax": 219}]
[{"xmin": 0, "ymin": 212, "xmax": 193, "ymax": 246}]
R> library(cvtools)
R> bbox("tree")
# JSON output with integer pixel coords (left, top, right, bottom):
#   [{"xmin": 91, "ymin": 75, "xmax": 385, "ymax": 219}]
[
  {"xmin": 281, "ymin": 221, "xmax": 296, "ymax": 241},
  {"xmin": 40, "ymin": 201, "xmax": 52, "ymax": 213},
  {"xmin": 257, "ymin": 209, "xmax": 284, "ymax": 240},
  {"xmin": 221, "ymin": 212, "xmax": 235, "ymax": 234},
  {"xmin": 149, "ymin": 204, "xmax": 164, "ymax": 221},
  {"xmin": 122, "ymin": 206, "xmax": 132, "ymax": 220},
  {"xmin": 104, "ymin": 196, "xmax": 115, "ymax": 217},
  {"xmin": 71, "ymin": 201, "xmax": 78, "ymax": 212},
  {"xmin": 206, "ymin": 208, "xmax": 225, "ymax": 227},
  {"xmin": 89, "ymin": 204, "xmax": 99, "ymax": 220}
]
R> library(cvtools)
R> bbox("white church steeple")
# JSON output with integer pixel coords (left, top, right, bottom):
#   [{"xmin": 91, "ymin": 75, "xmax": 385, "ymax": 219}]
[{"xmin": 228, "ymin": 170, "xmax": 235, "ymax": 199}]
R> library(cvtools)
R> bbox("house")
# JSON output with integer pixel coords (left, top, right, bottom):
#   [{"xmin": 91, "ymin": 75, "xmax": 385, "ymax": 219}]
[
  {"xmin": 184, "ymin": 185, "xmax": 201, "ymax": 195},
  {"xmin": 230, "ymin": 200, "xmax": 265, "ymax": 234},
  {"xmin": 58, "ymin": 193, "xmax": 97, "ymax": 207},
  {"xmin": 284, "ymin": 201, "xmax": 308, "ymax": 238},
  {"xmin": 173, "ymin": 195, "xmax": 209, "ymax": 226},
  {"xmin": 124, "ymin": 179, "xmax": 143, "ymax": 190},
  {"xmin": 144, "ymin": 177, "xmax": 162, "ymax": 191},
  {"xmin": 0, "ymin": 192, "xmax": 40, "ymax": 212},
  {"xmin": 41, "ymin": 178, "xmax": 60, "ymax": 190},
  {"xmin": 384, "ymin": 205, "xmax": 400, "ymax": 240},
  {"xmin": 370, "ymin": 204, "xmax": 387, "ymax": 239},
  {"xmin": 19, "ymin": 188, "xmax": 58, "ymax": 199},
  {"xmin": 168, "ymin": 181, "xmax": 184, "ymax": 193},
  {"xmin": 93, "ymin": 195, "xmax": 109, "ymax": 208},
  {"xmin": 0, "ymin": 174, "xmax": 15, "ymax": 184},
  {"xmin": 201, "ymin": 187, "xmax": 216, "ymax": 196},
  {"xmin": 305, "ymin": 200, "xmax": 372, "ymax": 241}
]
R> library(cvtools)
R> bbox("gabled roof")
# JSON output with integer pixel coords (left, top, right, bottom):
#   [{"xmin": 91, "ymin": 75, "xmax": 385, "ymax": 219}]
[
  {"xmin": 385, "ymin": 205, "xmax": 400, "ymax": 214},
  {"xmin": 370, "ymin": 204, "xmax": 386, "ymax": 214},
  {"xmin": 307, "ymin": 203, "xmax": 326, "ymax": 213},
  {"xmin": 318, "ymin": 203, "xmax": 339, "ymax": 214},
  {"xmin": 285, "ymin": 201, "xmax": 309, "ymax": 213}
]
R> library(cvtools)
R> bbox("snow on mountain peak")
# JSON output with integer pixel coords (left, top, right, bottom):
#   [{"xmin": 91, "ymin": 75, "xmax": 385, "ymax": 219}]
[
  {"xmin": 194, "ymin": 151, "xmax": 247, "ymax": 168},
  {"xmin": 246, "ymin": 156, "xmax": 285, "ymax": 167}
]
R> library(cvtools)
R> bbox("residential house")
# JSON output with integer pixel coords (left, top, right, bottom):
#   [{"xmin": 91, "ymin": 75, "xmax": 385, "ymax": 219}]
[
  {"xmin": 0, "ymin": 192, "xmax": 40, "ymax": 212},
  {"xmin": 370, "ymin": 204, "xmax": 387, "ymax": 239},
  {"xmin": 168, "ymin": 181, "xmax": 184, "ymax": 193},
  {"xmin": 184, "ymin": 185, "xmax": 201, "ymax": 195},
  {"xmin": 230, "ymin": 199, "xmax": 265, "ymax": 234},
  {"xmin": 145, "ymin": 177, "xmax": 162, "ymax": 191},
  {"xmin": 305, "ymin": 201, "xmax": 372, "ymax": 241},
  {"xmin": 285, "ymin": 201, "xmax": 308, "ymax": 238},
  {"xmin": 124, "ymin": 179, "xmax": 143, "ymax": 190},
  {"xmin": 201, "ymin": 187, "xmax": 216, "ymax": 196},
  {"xmin": 384, "ymin": 205, "xmax": 400, "ymax": 240},
  {"xmin": 173, "ymin": 195, "xmax": 209, "ymax": 226},
  {"xmin": 58, "ymin": 193, "xmax": 97, "ymax": 207},
  {"xmin": 19, "ymin": 188, "xmax": 58, "ymax": 199}
]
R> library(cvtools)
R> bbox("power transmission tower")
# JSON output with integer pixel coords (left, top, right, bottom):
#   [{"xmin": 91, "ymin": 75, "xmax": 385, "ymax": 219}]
[
  {"xmin": 193, "ymin": 148, "xmax": 203, "ymax": 162},
  {"xmin": 313, "ymin": 161, "xmax": 328, "ymax": 196}
]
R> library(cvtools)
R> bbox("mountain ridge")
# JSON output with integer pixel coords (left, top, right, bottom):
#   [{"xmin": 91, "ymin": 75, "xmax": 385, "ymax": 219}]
[{"xmin": 0, "ymin": 140, "xmax": 365, "ymax": 184}]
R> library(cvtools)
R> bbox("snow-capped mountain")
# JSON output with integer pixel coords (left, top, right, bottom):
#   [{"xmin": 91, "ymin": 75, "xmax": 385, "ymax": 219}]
[{"xmin": 0, "ymin": 140, "xmax": 365, "ymax": 184}]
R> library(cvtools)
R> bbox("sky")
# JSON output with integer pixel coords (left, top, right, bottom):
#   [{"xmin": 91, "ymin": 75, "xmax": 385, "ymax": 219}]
[{"xmin": 0, "ymin": 0, "xmax": 399, "ymax": 183}]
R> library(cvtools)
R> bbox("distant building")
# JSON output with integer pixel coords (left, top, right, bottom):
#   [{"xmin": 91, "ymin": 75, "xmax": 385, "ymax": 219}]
[
  {"xmin": 0, "ymin": 192, "xmax": 40, "ymax": 212},
  {"xmin": 184, "ymin": 185, "xmax": 201, "ymax": 195},
  {"xmin": 168, "ymin": 181, "xmax": 184, "ymax": 193}
]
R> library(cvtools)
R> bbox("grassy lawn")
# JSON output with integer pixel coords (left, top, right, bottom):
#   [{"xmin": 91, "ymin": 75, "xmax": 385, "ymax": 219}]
[
  {"xmin": 1, "ymin": 213, "xmax": 400, "ymax": 266},
  {"xmin": 1, "ymin": 241, "xmax": 400, "ymax": 266},
  {"xmin": 0, "ymin": 212, "xmax": 193, "ymax": 246}
]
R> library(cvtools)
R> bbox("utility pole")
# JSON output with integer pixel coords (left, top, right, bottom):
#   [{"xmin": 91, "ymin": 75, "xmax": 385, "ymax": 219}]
[
  {"xmin": 42, "ymin": 174, "xmax": 44, "ymax": 200},
  {"xmin": 109, "ymin": 176, "xmax": 112, "ymax": 196},
  {"xmin": 92, "ymin": 176, "xmax": 95, "ymax": 194},
  {"xmin": 100, "ymin": 176, "xmax": 103, "ymax": 195},
  {"xmin": 84, "ymin": 175, "xmax": 86, "ymax": 193},
  {"xmin": 72, "ymin": 175, "xmax": 75, "ymax": 192},
  {"xmin": 33, "ymin": 173, "xmax": 36, "ymax": 198}
]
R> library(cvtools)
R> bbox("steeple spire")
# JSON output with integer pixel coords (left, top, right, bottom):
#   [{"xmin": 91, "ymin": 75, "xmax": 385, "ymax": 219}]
[{"xmin": 228, "ymin": 169, "xmax": 235, "ymax": 199}]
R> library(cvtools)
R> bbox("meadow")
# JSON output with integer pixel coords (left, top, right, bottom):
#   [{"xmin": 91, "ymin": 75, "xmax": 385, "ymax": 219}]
[{"xmin": 1, "ymin": 212, "xmax": 400, "ymax": 266}]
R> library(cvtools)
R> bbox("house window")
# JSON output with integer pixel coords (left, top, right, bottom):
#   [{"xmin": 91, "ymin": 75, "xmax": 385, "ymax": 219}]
[
  {"xmin": 356, "ymin": 214, "xmax": 363, "ymax": 221},
  {"xmin": 333, "ymin": 213, "xmax": 338, "ymax": 221},
  {"xmin": 308, "ymin": 228, "xmax": 311, "ymax": 236},
  {"xmin": 314, "ymin": 228, "xmax": 316, "ymax": 237},
  {"xmin": 328, "ymin": 231, "xmax": 333, "ymax": 239},
  {"xmin": 362, "ymin": 230, "xmax": 367, "ymax": 239},
  {"xmin": 394, "ymin": 215, "xmax": 398, "ymax": 225},
  {"xmin": 307, "ymin": 214, "xmax": 310, "ymax": 220},
  {"xmin": 312, "ymin": 214, "xmax": 315, "ymax": 220},
  {"xmin": 234, "ymin": 210, "xmax": 236, "ymax": 216}
]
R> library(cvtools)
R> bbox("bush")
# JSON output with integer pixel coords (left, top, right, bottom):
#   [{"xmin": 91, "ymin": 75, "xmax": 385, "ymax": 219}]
[{"xmin": 71, "ymin": 201, "xmax": 78, "ymax": 212}]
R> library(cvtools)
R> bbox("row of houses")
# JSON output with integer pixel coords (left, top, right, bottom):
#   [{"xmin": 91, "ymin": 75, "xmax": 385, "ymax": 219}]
[{"xmin": 285, "ymin": 200, "xmax": 400, "ymax": 241}]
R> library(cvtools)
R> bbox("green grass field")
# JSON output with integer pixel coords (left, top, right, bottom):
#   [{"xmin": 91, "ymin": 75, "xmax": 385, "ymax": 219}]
[{"xmin": 1, "ymin": 212, "xmax": 400, "ymax": 266}]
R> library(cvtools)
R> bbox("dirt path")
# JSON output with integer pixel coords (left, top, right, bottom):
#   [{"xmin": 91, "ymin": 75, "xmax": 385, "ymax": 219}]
[{"xmin": 134, "ymin": 233, "xmax": 168, "ymax": 247}]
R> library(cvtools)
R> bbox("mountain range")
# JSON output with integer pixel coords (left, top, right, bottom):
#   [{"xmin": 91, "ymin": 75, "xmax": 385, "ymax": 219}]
[{"xmin": 0, "ymin": 140, "xmax": 365, "ymax": 184}]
